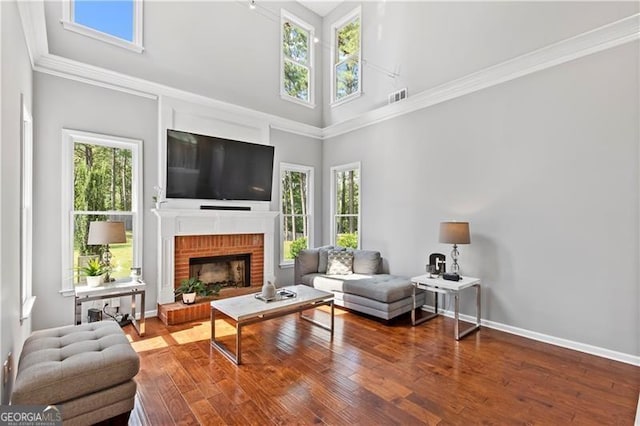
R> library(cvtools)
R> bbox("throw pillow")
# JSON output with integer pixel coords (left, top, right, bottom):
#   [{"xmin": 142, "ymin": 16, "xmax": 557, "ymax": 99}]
[
  {"xmin": 317, "ymin": 245, "xmax": 335, "ymax": 273},
  {"xmin": 296, "ymin": 249, "xmax": 319, "ymax": 276},
  {"xmin": 352, "ymin": 250, "xmax": 381, "ymax": 274},
  {"xmin": 326, "ymin": 250, "xmax": 354, "ymax": 275}
]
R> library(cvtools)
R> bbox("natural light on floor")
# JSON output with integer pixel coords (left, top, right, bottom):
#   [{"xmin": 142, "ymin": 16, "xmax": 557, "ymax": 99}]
[
  {"xmin": 128, "ymin": 335, "xmax": 168, "ymax": 353},
  {"xmin": 171, "ymin": 320, "xmax": 235, "ymax": 345}
]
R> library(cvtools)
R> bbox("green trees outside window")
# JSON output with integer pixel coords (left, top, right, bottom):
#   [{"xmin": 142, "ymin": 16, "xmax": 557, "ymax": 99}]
[
  {"xmin": 73, "ymin": 143, "xmax": 134, "ymax": 282},
  {"xmin": 334, "ymin": 12, "xmax": 360, "ymax": 102},
  {"xmin": 334, "ymin": 166, "xmax": 359, "ymax": 249},
  {"xmin": 282, "ymin": 13, "xmax": 314, "ymax": 104},
  {"xmin": 281, "ymin": 166, "xmax": 312, "ymax": 262}
]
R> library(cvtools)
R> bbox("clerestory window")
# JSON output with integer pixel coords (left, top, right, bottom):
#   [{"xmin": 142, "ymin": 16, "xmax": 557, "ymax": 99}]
[
  {"xmin": 331, "ymin": 7, "xmax": 361, "ymax": 105},
  {"xmin": 281, "ymin": 10, "xmax": 315, "ymax": 107},
  {"xmin": 62, "ymin": 0, "xmax": 144, "ymax": 53}
]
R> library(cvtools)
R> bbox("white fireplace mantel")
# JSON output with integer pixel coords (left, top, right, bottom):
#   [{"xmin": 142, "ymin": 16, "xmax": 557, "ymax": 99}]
[{"xmin": 153, "ymin": 208, "xmax": 279, "ymax": 304}]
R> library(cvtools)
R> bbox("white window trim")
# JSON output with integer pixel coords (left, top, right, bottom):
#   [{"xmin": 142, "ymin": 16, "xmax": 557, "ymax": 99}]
[
  {"xmin": 279, "ymin": 162, "xmax": 314, "ymax": 267},
  {"xmin": 330, "ymin": 161, "xmax": 361, "ymax": 248},
  {"xmin": 61, "ymin": 0, "xmax": 144, "ymax": 53},
  {"xmin": 20, "ymin": 98, "xmax": 35, "ymax": 321},
  {"xmin": 60, "ymin": 129, "xmax": 143, "ymax": 296},
  {"xmin": 330, "ymin": 6, "xmax": 362, "ymax": 107},
  {"xmin": 280, "ymin": 9, "xmax": 315, "ymax": 108}
]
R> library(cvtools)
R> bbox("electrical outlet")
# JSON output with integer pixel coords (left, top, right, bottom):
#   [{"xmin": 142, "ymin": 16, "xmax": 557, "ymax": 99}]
[
  {"xmin": 3, "ymin": 352, "xmax": 12, "ymax": 386},
  {"xmin": 110, "ymin": 297, "xmax": 120, "ymax": 309}
]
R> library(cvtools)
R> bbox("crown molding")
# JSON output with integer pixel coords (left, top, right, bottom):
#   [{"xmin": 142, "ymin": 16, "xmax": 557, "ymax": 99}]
[
  {"xmin": 16, "ymin": 0, "xmax": 48, "ymax": 68},
  {"xmin": 17, "ymin": 1, "xmax": 638, "ymax": 141},
  {"xmin": 322, "ymin": 13, "xmax": 640, "ymax": 139}
]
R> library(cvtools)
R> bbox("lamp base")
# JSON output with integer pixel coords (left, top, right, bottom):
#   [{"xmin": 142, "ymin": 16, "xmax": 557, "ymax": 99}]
[{"xmin": 450, "ymin": 244, "xmax": 460, "ymax": 274}]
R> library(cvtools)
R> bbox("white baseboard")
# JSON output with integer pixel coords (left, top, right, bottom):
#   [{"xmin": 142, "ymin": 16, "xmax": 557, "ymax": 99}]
[{"xmin": 421, "ymin": 305, "xmax": 639, "ymax": 366}]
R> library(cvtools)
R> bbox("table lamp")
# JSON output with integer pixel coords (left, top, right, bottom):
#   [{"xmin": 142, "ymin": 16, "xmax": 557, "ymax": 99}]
[
  {"xmin": 439, "ymin": 221, "xmax": 470, "ymax": 274},
  {"xmin": 88, "ymin": 221, "xmax": 126, "ymax": 282}
]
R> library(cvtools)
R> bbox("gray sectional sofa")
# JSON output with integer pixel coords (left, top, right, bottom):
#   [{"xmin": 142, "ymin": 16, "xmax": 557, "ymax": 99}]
[{"xmin": 294, "ymin": 247, "xmax": 425, "ymax": 320}]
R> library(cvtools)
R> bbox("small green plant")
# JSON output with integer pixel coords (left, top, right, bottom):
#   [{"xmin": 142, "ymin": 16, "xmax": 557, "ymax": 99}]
[
  {"xmin": 175, "ymin": 277, "xmax": 222, "ymax": 297},
  {"xmin": 76, "ymin": 257, "xmax": 110, "ymax": 277},
  {"xmin": 289, "ymin": 237, "xmax": 308, "ymax": 259}
]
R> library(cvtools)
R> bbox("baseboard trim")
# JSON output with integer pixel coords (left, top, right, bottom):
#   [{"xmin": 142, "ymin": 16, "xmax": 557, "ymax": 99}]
[{"xmin": 431, "ymin": 307, "xmax": 640, "ymax": 366}]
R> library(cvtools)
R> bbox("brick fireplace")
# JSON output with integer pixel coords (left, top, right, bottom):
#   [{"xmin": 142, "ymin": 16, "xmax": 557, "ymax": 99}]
[
  {"xmin": 153, "ymin": 208, "xmax": 278, "ymax": 325},
  {"xmin": 174, "ymin": 234, "xmax": 264, "ymax": 290}
]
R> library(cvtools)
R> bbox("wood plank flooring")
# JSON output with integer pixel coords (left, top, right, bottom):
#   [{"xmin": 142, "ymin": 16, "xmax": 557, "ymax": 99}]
[{"xmin": 124, "ymin": 308, "xmax": 639, "ymax": 425}]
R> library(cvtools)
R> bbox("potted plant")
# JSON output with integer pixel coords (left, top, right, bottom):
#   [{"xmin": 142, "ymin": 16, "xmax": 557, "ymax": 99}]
[
  {"xmin": 77, "ymin": 257, "xmax": 110, "ymax": 287},
  {"xmin": 175, "ymin": 277, "xmax": 209, "ymax": 304}
]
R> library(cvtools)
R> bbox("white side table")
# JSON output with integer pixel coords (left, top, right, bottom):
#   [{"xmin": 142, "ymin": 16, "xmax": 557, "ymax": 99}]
[
  {"xmin": 410, "ymin": 274, "xmax": 481, "ymax": 340},
  {"xmin": 75, "ymin": 280, "xmax": 146, "ymax": 336}
]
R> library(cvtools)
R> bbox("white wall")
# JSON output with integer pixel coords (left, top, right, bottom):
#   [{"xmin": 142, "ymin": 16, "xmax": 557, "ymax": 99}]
[
  {"xmin": 32, "ymin": 72, "xmax": 158, "ymax": 330},
  {"xmin": 0, "ymin": 0, "xmax": 33, "ymax": 404},
  {"xmin": 44, "ymin": 1, "xmax": 324, "ymax": 127},
  {"xmin": 323, "ymin": 42, "xmax": 639, "ymax": 356},
  {"xmin": 322, "ymin": 1, "xmax": 639, "ymax": 126}
]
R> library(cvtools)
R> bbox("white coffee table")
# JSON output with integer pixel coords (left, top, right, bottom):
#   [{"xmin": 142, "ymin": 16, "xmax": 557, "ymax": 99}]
[
  {"xmin": 210, "ymin": 285, "xmax": 334, "ymax": 364},
  {"xmin": 411, "ymin": 274, "xmax": 481, "ymax": 340}
]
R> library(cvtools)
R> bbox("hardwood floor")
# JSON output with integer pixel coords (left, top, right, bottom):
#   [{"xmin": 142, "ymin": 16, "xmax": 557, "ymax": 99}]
[{"xmin": 124, "ymin": 307, "xmax": 639, "ymax": 425}]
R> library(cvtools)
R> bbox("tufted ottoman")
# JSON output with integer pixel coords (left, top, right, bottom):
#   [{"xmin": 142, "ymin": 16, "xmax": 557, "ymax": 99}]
[{"xmin": 12, "ymin": 321, "xmax": 139, "ymax": 425}]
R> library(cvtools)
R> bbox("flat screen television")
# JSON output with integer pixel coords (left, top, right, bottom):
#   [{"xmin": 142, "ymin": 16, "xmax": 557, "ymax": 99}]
[{"xmin": 166, "ymin": 129, "xmax": 275, "ymax": 202}]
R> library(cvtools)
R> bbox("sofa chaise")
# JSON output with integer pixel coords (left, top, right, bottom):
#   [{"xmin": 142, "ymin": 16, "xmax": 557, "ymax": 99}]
[{"xmin": 294, "ymin": 247, "xmax": 426, "ymax": 320}]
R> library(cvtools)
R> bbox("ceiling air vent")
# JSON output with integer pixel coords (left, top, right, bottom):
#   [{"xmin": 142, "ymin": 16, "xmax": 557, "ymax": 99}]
[{"xmin": 388, "ymin": 88, "xmax": 408, "ymax": 105}]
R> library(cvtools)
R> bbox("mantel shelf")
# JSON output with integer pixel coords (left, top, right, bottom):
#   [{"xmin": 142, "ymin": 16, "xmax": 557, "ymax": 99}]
[{"xmin": 152, "ymin": 208, "xmax": 279, "ymax": 219}]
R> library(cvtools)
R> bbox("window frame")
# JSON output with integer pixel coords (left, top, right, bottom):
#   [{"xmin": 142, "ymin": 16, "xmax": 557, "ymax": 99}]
[
  {"xmin": 279, "ymin": 162, "xmax": 314, "ymax": 267},
  {"xmin": 61, "ymin": 0, "xmax": 144, "ymax": 53},
  {"xmin": 280, "ymin": 9, "xmax": 315, "ymax": 108},
  {"xmin": 330, "ymin": 6, "xmax": 362, "ymax": 106},
  {"xmin": 330, "ymin": 162, "xmax": 361, "ymax": 248},
  {"xmin": 60, "ymin": 129, "xmax": 143, "ymax": 295},
  {"xmin": 20, "ymin": 98, "xmax": 35, "ymax": 321}
]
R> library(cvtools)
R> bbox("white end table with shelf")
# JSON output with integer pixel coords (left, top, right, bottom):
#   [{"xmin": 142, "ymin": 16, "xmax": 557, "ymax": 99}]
[{"xmin": 411, "ymin": 274, "xmax": 481, "ymax": 340}]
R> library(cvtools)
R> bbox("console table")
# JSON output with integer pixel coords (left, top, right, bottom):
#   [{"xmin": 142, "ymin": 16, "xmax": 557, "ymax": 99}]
[
  {"xmin": 74, "ymin": 281, "xmax": 146, "ymax": 336},
  {"xmin": 410, "ymin": 274, "xmax": 481, "ymax": 340}
]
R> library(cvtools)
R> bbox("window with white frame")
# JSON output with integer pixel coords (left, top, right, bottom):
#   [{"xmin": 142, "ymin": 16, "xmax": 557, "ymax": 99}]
[
  {"xmin": 20, "ymin": 99, "xmax": 35, "ymax": 320},
  {"xmin": 331, "ymin": 162, "xmax": 360, "ymax": 248},
  {"xmin": 280, "ymin": 163, "xmax": 314, "ymax": 265},
  {"xmin": 331, "ymin": 7, "xmax": 361, "ymax": 105},
  {"xmin": 61, "ymin": 0, "xmax": 144, "ymax": 53},
  {"xmin": 61, "ymin": 130, "xmax": 142, "ymax": 292},
  {"xmin": 281, "ymin": 10, "xmax": 315, "ymax": 106}
]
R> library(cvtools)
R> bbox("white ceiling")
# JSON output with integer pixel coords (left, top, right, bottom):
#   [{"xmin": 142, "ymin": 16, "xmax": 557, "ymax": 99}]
[{"xmin": 296, "ymin": 1, "xmax": 343, "ymax": 17}]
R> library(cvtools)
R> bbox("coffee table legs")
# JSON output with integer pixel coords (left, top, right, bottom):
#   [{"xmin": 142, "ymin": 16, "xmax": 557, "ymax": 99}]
[
  {"xmin": 211, "ymin": 301, "xmax": 334, "ymax": 365},
  {"xmin": 454, "ymin": 283, "xmax": 481, "ymax": 340},
  {"xmin": 211, "ymin": 307, "xmax": 242, "ymax": 365},
  {"xmin": 299, "ymin": 301, "xmax": 334, "ymax": 337}
]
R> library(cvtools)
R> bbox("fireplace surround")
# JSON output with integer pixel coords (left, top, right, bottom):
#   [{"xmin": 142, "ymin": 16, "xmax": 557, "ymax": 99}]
[{"xmin": 153, "ymin": 208, "xmax": 278, "ymax": 306}]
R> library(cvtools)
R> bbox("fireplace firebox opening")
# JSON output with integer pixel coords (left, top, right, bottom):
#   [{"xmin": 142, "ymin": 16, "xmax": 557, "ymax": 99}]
[{"xmin": 189, "ymin": 254, "xmax": 251, "ymax": 289}]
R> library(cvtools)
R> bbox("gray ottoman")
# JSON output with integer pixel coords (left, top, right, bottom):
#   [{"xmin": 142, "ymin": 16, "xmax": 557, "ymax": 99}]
[{"xmin": 12, "ymin": 321, "xmax": 139, "ymax": 425}]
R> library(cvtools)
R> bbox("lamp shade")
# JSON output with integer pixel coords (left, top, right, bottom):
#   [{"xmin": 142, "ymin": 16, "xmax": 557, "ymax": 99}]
[
  {"xmin": 87, "ymin": 221, "xmax": 126, "ymax": 245},
  {"xmin": 439, "ymin": 221, "xmax": 470, "ymax": 244}
]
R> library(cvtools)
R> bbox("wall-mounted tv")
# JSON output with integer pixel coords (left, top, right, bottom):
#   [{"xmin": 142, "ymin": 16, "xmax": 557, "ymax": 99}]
[{"xmin": 166, "ymin": 129, "xmax": 275, "ymax": 202}]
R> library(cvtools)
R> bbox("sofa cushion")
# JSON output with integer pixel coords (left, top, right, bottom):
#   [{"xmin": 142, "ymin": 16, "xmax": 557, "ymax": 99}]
[
  {"xmin": 296, "ymin": 248, "xmax": 320, "ymax": 277},
  {"xmin": 342, "ymin": 274, "xmax": 414, "ymax": 303},
  {"xmin": 317, "ymin": 245, "xmax": 336, "ymax": 273},
  {"xmin": 302, "ymin": 273, "xmax": 373, "ymax": 293},
  {"xmin": 352, "ymin": 250, "xmax": 381, "ymax": 274},
  {"xmin": 327, "ymin": 250, "xmax": 354, "ymax": 275}
]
